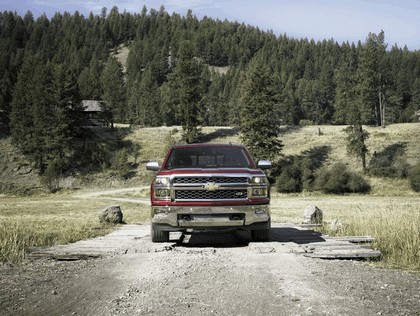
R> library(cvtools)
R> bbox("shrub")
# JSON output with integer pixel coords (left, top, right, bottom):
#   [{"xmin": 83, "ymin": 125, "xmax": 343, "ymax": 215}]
[
  {"xmin": 315, "ymin": 163, "xmax": 371, "ymax": 194},
  {"xmin": 409, "ymin": 162, "xmax": 420, "ymax": 192},
  {"xmin": 112, "ymin": 148, "xmax": 130, "ymax": 179},
  {"xmin": 275, "ymin": 164, "xmax": 302, "ymax": 193},
  {"xmin": 274, "ymin": 147, "xmax": 331, "ymax": 193},
  {"xmin": 274, "ymin": 156, "xmax": 303, "ymax": 193},
  {"xmin": 41, "ymin": 159, "xmax": 63, "ymax": 192},
  {"xmin": 299, "ymin": 119, "xmax": 314, "ymax": 127}
]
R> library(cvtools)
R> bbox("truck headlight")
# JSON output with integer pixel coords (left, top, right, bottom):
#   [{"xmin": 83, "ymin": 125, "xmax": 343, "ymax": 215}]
[
  {"xmin": 251, "ymin": 176, "xmax": 266, "ymax": 184},
  {"xmin": 155, "ymin": 176, "xmax": 170, "ymax": 186},
  {"xmin": 153, "ymin": 176, "xmax": 171, "ymax": 199}
]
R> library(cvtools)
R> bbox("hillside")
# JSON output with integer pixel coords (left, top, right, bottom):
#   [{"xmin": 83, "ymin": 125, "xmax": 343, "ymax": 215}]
[
  {"xmin": 1, "ymin": 123, "xmax": 419, "ymax": 195},
  {"xmin": 2, "ymin": 9, "xmax": 420, "ymax": 133},
  {"xmin": 0, "ymin": 136, "xmax": 41, "ymax": 194},
  {"xmin": 281, "ymin": 123, "xmax": 420, "ymax": 167}
]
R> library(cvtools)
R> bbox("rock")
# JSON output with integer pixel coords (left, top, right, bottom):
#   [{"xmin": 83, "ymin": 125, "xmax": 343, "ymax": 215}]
[
  {"xmin": 303, "ymin": 205, "xmax": 323, "ymax": 224},
  {"xmin": 16, "ymin": 165, "xmax": 32, "ymax": 175},
  {"xmin": 99, "ymin": 205, "xmax": 123, "ymax": 224}
]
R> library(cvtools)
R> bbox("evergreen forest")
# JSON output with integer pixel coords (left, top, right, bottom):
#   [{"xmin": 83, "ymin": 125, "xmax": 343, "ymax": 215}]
[{"xmin": 1, "ymin": 6, "xmax": 420, "ymax": 174}]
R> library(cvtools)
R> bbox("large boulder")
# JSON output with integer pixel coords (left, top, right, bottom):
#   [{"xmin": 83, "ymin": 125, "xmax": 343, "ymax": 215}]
[
  {"xmin": 99, "ymin": 205, "xmax": 123, "ymax": 224},
  {"xmin": 303, "ymin": 205, "xmax": 323, "ymax": 224}
]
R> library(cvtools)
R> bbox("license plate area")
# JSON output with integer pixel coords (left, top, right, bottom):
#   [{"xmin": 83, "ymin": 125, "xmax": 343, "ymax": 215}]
[{"xmin": 177, "ymin": 213, "xmax": 245, "ymax": 227}]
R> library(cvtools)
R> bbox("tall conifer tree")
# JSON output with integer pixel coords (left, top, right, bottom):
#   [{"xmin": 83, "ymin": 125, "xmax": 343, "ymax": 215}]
[
  {"xmin": 167, "ymin": 40, "xmax": 204, "ymax": 143},
  {"xmin": 239, "ymin": 58, "xmax": 283, "ymax": 161},
  {"xmin": 356, "ymin": 31, "xmax": 387, "ymax": 126},
  {"xmin": 101, "ymin": 56, "xmax": 126, "ymax": 126}
]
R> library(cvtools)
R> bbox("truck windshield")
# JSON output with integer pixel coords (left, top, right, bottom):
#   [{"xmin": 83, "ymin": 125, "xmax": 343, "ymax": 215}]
[{"xmin": 165, "ymin": 146, "xmax": 252, "ymax": 169}]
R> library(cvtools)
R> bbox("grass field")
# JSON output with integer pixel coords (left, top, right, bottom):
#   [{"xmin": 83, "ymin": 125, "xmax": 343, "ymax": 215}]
[
  {"xmin": 270, "ymin": 193, "xmax": 420, "ymax": 271},
  {"xmin": 0, "ymin": 192, "xmax": 150, "ymax": 263},
  {"xmin": 0, "ymin": 123, "xmax": 419, "ymax": 270}
]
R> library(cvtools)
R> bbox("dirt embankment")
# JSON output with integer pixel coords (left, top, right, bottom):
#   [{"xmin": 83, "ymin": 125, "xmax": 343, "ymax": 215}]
[{"xmin": 1, "ymin": 224, "xmax": 419, "ymax": 316}]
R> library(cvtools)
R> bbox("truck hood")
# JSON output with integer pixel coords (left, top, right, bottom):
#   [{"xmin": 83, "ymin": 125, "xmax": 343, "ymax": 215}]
[{"xmin": 156, "ymin": 168, "xmax": 265, "ymax": 176}]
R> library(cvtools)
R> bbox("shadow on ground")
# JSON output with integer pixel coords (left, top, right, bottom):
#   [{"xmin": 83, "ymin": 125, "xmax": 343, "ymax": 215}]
[{"xmin": 172, "ymin": 225, "xmax": 325, "ymax": 248}]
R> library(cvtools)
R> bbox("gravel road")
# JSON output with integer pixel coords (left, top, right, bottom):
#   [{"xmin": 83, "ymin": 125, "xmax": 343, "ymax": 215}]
[{"xmin": 1, "ymin": 224, "xmax": 419, "ymax": 316}]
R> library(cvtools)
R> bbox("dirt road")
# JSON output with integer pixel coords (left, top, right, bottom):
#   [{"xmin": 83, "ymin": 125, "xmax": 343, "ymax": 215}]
[{"xmin": 1, "ymin": 224, "xmax": 419, "ymax": 316}]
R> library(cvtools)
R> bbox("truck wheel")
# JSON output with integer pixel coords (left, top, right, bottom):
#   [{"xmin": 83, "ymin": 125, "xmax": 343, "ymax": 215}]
[
  {"xmin": 151, "ymin": 226, "xmax": 170, "ymax": 242},
  {"xmin": 251, "ymin": 228, "xmax": 270, "ymax": 242}
]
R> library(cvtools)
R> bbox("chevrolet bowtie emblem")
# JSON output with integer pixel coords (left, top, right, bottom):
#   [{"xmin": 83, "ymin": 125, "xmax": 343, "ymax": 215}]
[{"xmin": 203, "ymin": 182, "xmax": 219, "ymax": 191}]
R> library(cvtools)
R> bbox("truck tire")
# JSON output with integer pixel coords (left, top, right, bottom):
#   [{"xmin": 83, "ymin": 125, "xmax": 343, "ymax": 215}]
[
  {"xmin": 151, "ymin": 226, "xmax": 170, "ymax": 242},
  {"xmin": 251, "ymin": 228, "xmax": 270, "ymax": 242}
]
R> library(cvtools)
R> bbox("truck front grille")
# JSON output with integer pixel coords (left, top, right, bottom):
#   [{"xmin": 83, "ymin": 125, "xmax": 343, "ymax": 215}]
[
  {"xmin": 173, "ymin": 177, "xmax": 248, "ymax": 184},
  {"xmin": 175, "ymin": 189, "xmax": 247, "ymax": 200}
]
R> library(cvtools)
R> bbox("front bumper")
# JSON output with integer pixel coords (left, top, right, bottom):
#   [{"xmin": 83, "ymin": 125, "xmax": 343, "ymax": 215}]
[{"xmin": 151, "ymin": 204, "xmax": 270, "ymax": 232}]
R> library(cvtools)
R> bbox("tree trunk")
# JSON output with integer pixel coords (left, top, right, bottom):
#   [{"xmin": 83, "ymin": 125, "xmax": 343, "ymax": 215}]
[
  {"xmin": 379, "ymin": 91, "xmax": 386, "ymax": 128},
  {"xmin": 362, "ymin": 153, "xmax": 367, "ymax": 174}
]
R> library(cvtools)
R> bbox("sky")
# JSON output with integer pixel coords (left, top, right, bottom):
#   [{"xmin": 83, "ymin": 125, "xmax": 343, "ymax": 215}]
[{"xmin": 1, "ymin": 0, "xmax": 420, "ymax": 50}]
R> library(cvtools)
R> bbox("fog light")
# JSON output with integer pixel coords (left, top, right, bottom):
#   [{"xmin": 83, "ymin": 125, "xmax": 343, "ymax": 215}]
[
  {"xmin": 255, "ymin": 209, "xmax": 267, "ymax": 215},
  {"xmin": 155, "ymin": 189, "xmax": 170, "ymax": 198},
  {"xmin": 252, "ymin": 188, "xmax": 267, "ymax": 197},
  {"xmin": 154, "ymin": 208, "xmax": 167, "ymax": 214}
]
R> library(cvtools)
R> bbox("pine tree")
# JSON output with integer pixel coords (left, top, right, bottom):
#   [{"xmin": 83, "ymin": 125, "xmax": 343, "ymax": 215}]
[
  {"xmin": 401, "ymin": 77, "xmax": 420, "ymax": 122},
  {"xmin": 167, "ymin": 41, "xmax": 204, "ymax": 143},
  {"xmin": 11, "ymin": 59, "xmax": 77, "ymax": 171},
  {"xmin": 356, "ymin": 31, "xmax": 387, "ymax": 126},
  {"xmin": 333, "ymin": 52, "xmax": 359, "ymax": 124},
  {"xmin": 239, "ymin": 58, "xmax": 283, "ymax": 161},
  {"xmin": 139, "ymin": 67, "xmax": 161, "ymax": 126},
  {"xmin": 344, "ymin": 124, "xmax": 370, "ymax": 173},
  {"xmin": 101, "ymin": 56, "xmax": 126, "ymax": 126},
  {"xmin": 78, "ymin": 57, "xmax": 103, "ymax": 100},
  {"xmin": 10, "ymin": 54, "xmax": 37, "ymax": 152}
]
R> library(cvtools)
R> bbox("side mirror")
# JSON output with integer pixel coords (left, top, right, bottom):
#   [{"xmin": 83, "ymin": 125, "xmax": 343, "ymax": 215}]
[
  {"xmin": 257, "ymin": 160, "xmax": 272, "ymax": 170},
  {"xmin": 146, "ymin": 161, "xmax": 160, "ymax": 171}
]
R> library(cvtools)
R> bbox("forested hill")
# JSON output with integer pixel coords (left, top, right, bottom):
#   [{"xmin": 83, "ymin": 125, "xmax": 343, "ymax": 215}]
[
  {"xmin": 2, "ymin": 6, "xmax": 420, "ymax": 128},
  {"xmin": 1, "ymin": 6, "xmax": 420, "ymax": 177}
]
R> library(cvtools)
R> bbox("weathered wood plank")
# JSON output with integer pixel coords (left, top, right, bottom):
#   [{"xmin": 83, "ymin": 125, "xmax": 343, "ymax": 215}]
[
  {"xmin": 308, "ymin": 248, "xmax": 380, "ymax": 254},
  {"xmin": 325, "ymin": 236, "xmax": 375, "ymax": 243},
  {"xmin": 50, "ymin": 253, "xmax": 101, "ymax": 261},
  {"xmin": 304, "ymin": 250, "xmax": 381, "ymax": 259},
  {"xmin": 303, "ymin": 245, "xmax": 367, "ymax": 252},
  {"xmin": 303, "ymin": 241, "xmax": 354, "ymax": 247},
  {"xmin": 27, "ymin": 252, "xmax": 101, "ymax": 261}
]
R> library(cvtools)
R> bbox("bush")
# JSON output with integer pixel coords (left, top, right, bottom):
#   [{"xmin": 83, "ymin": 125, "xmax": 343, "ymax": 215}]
[
  {"xmin": 275, "ymin": 164, "xmax": 302, "ymax": 193},
  {"xmin": 41, "ymin": 159, "xmax": 63, "ymax": 192},
  {"xmin": 274, "ymin": 156, "xmax": 303, "ymax": 193},
  {"xmin": 409, "ymin": 162, "xmax": 420, "ymax": 192},
  {"xmin": 315, "ymin": 163, "xmax": 371, "ymax": 194},
  {"xmin": 112, "ymin": 148, "xmax": 130, "ymax": 179},
  {"xmin": 274, "ymin": 147, "xmax": 331, "ymax": 193},
  {"xmin": 299, "ymin": 119, "xmax": 314, "ymax": 127}
]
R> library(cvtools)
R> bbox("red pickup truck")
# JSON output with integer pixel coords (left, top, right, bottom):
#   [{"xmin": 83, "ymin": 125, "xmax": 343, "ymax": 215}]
[{"xmin": 146, "ymin": 143, "xmax": 272, "ymax": 242}]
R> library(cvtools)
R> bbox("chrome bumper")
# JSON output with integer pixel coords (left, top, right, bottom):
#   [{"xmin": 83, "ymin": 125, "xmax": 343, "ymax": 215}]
[{"xmin": 151, "ymin": 204, "xmax": 270, "ymax": 231}]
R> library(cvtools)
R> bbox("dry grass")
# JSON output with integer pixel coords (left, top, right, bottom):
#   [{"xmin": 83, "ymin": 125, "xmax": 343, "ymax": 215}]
[
  {"xmin": 1, "ymin": 123, "xmax": 419, "ymax": 269},
  {"xmin": 281, "ymin": 123, "xmax": 420, "ymax": 172},
  {"xmin": 0, "ymin": 193, "xmax": 150, "ymax": 263},
  {"xmin": 270, "ymin": 193, "xmax": 420, "ymax": 271}
]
